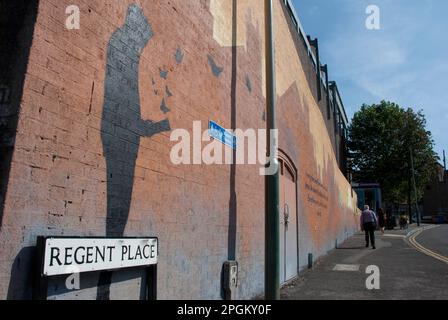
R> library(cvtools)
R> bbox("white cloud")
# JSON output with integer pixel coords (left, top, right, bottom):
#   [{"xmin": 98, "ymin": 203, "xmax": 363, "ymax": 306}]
[
  {"xmin": 355, "ymin": 72, "xmax": 416, "ymax": 100},
  {"xmin": 308, "ymin": 5, "xmax": 319, "ymax": 15}
]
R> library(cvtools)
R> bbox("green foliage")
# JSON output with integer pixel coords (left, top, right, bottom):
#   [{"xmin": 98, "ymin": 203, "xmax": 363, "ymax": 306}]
[{"xmin": 348, "ymin": 101, "xmax": 438, "ymax": 204}]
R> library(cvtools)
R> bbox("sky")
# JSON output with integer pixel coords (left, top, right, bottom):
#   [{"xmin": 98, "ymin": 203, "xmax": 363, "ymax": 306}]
[{"xmin": 292, "ymin": 0, "xmax": 448, "ymax": 160}]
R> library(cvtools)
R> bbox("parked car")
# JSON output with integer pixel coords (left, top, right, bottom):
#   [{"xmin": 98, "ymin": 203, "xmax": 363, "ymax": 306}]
[
  {"xmin": 421, "ymin": 216, "xmax": 433, "ymax": 223},
  {"xmin": 432, "ymin": 214, "xmax": 448, "ymax": 224}
]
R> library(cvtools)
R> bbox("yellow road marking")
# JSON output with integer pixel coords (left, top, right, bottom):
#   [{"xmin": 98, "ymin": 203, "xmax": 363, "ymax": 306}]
[{"xmin": 408, "ymin": 227, "xmax": 448, "ymax": 264}]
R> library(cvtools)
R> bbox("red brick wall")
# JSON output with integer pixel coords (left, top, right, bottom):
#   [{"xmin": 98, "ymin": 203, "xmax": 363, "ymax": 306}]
[{"xmin": 0, "ymin": 0, "xmax": 359, "ymax": 299}]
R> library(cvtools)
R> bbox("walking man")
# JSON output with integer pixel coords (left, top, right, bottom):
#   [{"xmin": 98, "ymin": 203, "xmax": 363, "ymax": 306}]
[{"xmin": 361, "ymin": 205, "xmax": 378, "ymax": 249}]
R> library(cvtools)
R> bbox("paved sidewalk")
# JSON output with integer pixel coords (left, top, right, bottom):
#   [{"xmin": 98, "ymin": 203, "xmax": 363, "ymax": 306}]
[{"xmin": 281, "ymin": 225, "xmax": 448, "ymax": 300}]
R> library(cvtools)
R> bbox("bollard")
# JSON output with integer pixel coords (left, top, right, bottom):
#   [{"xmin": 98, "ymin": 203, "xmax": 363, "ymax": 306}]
[{"xmin": 308, "ymin": 253, "xmax": 313, "ymax": 269}]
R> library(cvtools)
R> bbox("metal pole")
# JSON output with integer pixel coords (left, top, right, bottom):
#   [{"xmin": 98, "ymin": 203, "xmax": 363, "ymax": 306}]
[
  {"xmin": 33, "ymin": 236, "xmax": 48, "ymax": 300},
  {"xmin": 408, "ymin": 157, "xmax": 413, "ymax": 224},
  {"xmin": 410, "ymin": 148, "xmax": 421, "ymax": 226},
  {"xmin": 443, "ymin": 150, "xmax": 446, "ymax": 183},
  {"xmin": 264, "ymin": 0, "xmax": 280, "ymax": 300}
]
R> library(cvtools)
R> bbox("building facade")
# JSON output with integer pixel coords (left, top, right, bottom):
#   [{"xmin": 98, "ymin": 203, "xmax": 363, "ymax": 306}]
[
  {"xmin": 422, "ymin": 163, "xmax": 448, "ymax": 218},
  {"xmin": 352, "ymin": 183, "xmax": 382, "ymax": 213},
  {"xmin": 0, "ymin": 0, "xmax": 359, "ymax": 300}
]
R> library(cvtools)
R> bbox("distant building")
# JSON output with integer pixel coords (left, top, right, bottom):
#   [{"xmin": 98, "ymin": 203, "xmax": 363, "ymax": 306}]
[
  {"xmin": 422, "ymin": 163, "xmax": 448, "ymax": 218},
  {"xmin": 352, "ymin": 183, "xmax": 382, "ymax": 213}
]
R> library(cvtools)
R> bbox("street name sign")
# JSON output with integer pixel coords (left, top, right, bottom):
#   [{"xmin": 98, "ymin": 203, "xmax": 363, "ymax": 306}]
[
  {"xmin": 41, "ymin": 237, "xmax": 158, "ymax": 276},
  {"xmin": 209, "ymin": 120, "xmax": 237, "ymax": 150}
]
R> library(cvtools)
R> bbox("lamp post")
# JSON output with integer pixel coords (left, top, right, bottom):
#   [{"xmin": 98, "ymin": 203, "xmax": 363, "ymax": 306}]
[
  {"xmin": 410, "ymin": 148, "xmax": 421, "ymax": 226},
  {"xmin": 264, "ymin": 0, "xmax": 280, "ymax": 300}
]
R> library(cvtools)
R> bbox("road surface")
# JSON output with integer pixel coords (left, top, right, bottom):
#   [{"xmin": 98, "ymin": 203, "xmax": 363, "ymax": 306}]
[{"xmin": 281, "ymin": 225, "xmax": 448, "ymax": 300}]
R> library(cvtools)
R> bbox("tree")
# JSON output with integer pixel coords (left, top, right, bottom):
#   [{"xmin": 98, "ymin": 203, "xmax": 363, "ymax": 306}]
[{"xmin": 348, "ymin": 101, "xmax": 438, "ymax": 205}]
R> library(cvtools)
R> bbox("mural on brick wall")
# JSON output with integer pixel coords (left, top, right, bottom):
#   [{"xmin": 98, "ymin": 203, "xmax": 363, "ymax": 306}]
[
  {"xmin": 209, "ymin": 0, "xmax": 359, "ymax": 258},
  {"xmin": 98, "ymin": 4, "xmax": 171, "ymax": 300},
  {"xmin": 101, "ymin": 3, "xmax": 171, "ymax": 237},
  {"xmin": 0, "ymin": 0, "xmax": 360, "ymax": 300}
]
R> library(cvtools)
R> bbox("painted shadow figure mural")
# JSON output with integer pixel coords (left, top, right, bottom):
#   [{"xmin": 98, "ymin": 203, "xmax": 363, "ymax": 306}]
[{"xmin": 98, "ymin": 4, "xmax": 170, "ymax": 299}]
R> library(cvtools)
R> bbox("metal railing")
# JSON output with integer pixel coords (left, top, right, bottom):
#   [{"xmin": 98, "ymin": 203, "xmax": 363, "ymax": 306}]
[{"xmin": 284, "ymin": 0, "xmax": 319, "ymax": 78}]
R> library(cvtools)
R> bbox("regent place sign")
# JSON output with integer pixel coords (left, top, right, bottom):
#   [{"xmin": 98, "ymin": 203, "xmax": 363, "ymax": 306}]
[{"xmin": 41, "ymin": 237, "xmax": 158, "ymax": 276}]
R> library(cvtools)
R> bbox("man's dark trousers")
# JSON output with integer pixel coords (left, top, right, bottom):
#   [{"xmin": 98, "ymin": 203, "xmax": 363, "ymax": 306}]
[{"xmin": 364, "ymin": 222, "xmax": 376, "ymax": 247}]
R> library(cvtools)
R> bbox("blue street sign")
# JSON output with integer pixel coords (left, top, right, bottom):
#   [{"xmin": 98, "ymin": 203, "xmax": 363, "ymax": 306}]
[{"xmin": 208, "ymin": 120, "xmax": 237, "ymax": 150}]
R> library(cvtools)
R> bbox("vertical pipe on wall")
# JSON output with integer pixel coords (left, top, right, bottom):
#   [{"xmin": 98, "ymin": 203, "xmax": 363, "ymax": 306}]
[
  {"xmin": 410, "ymin": 148, "xmax": 421, "ymax": 226},
  {"xmin": 264, "ymin": 0, "xmax": 280, "ymax": 300},
  {"xmin": 227, "ymin": 0, "xmax": 238, "ymax": 263}
]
